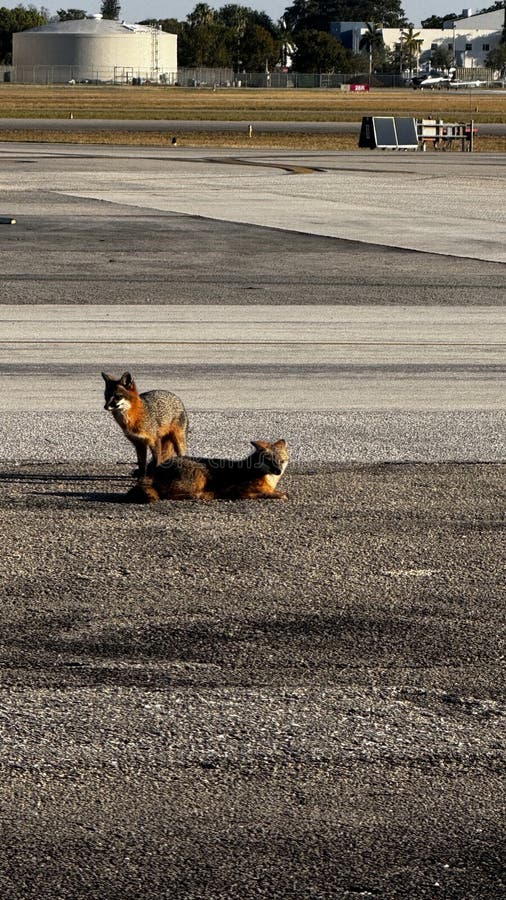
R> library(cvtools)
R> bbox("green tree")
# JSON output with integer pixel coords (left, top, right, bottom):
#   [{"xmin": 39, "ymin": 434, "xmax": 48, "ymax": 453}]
[
  {"xmin": 420, "ymin": 13, "xmax": 457, "ymax": 27},
  {"xmin": 219, "ymin": 5, "xmax": 281, "ymax": 66},
  {"xmin": 179, "ymin": 7, "xmax": 233, "ymax": 67},
  {"xmin": 187, "ymin": 3, "xmax": 214, "ymax": 26},
  {"xmin": 476, "ymin": 2, "xmax": 503, "ymax": 11},
  {"xmin": 430, "ymin": 45, "xmax": 453, "ymax": 69},
  {"xmin": 100, "ymin": 0, "xmax": 120, "ymax": 20},
  {"xmin": 217, "ymin": 3, "xmax": 249, "ymax": 29},
  {"xmin": 240, "ymin": 22, "xmax": 280, "ymax": 69},
  {"xmin": 250, "ymin": 9, "xmax": 278, "ymax": 37},
  {"xmin": 400, "ymin": 23, "xmax": 422, "ymax": 74},
  {"xmin": 284, "ymin": 0, "xmax": 405, "ymax": 34},
  {"xmin": 359, "ymin": 21, "xmax": 383, "ymax": 79},
  {"xmin": 485, "ymin": 42, "xmax": 506, "ymax": 69},
  {"xmin": 381, "ymin": 43, "xmax": 402, "ymax": 72},
  {"xmin": 0, "ymin": 4, "xmax": 48, "ymax": 63},
  {"xmin": 138, "ymin": 18, "xmax": 181, "ymax": 34},
  {"xmin": 215, "ymin": 5, "xmax": 252, "ymax": 69},
  {"xmin": 291, "ymin": 28, "xmax": 354, "ymax": 71},
  {"xmin": 283, "ymin": 0, "xmax": 321, "ymax": 34},
  {"xmin": 57, "ymin": 8, "xmax": 86, "ymax": 19}
]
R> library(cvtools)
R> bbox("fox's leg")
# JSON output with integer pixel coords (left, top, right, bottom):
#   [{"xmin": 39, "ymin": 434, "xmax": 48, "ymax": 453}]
[
  {"xmin": 167, "ymin": 485, "xmax": 205, "ymax": 500},
  {"xmin": 135, "ymin": 443, "xmax": 148, "ymax": 476},
  {"xmin": 161, "ymin": 425, "xmax": 187, "ymax": 460},
  {"xmin": 164, "ymin": 470, "xmax": 211, "ymax": 500},
  {"xmin": 126, "ymin": 480, "xmax": 159, "ymax": 504},
  {"xmin": 160, "ymin": 434, "xmax": 176, "ymax": 462},
  {"xmin": 240, "ymin": 486, "xmax": 288, "ymax": 500},
  {"xmin": 171, "ymin": 423, "xmax": 187, "ymax": 457},
  {"xmin": 151, "ymin": 436, "xmax": 163, "ymax": 467}
]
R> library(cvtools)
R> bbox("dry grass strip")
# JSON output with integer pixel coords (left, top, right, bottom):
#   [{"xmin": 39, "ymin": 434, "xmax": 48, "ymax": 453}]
[
  {"xmin": 1, "ymin": 128, "xmax": 504, "ymax": 152},
  {"xmin": 0, "ymin": 84, "xmax": 505, "ymax": 123}
]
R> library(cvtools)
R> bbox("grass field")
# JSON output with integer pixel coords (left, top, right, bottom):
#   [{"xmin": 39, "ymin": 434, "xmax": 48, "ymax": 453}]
[
  {"xmin": 0, "ymin": 84, "xmax": 504, "ymax": 150},
  {"xmin": 1, "ymin": 84, "xmax": 505, "ymax": 122}
]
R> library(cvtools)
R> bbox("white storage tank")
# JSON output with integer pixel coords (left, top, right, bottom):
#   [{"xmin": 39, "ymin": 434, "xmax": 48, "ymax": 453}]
[{"xmin": 13, "ymin": 16, "xmax": 177, "ymax": 82}]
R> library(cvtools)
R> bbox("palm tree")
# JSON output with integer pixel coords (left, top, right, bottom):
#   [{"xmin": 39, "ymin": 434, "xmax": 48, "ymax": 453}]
[
  {"xmin": 186, "ymin": 3, "xmax": 214, "ymax": 27},
  {"xmin": 101, "ymin": 0, "xmax": 120, "ymax": 20},
  {"xmin": 359, "ymin": 22, "xmax": 383, "ymax": 83},
  {"xmin": 278, "ymin": 17, "xmax": 295, "ymax": 70},
  {"xmin": 401, "ymin": 24, "xmax": 423, "ymax": 77},
  {"xmin": 216, "ymin": 5, "xmax": 249, "ymax": 71}
]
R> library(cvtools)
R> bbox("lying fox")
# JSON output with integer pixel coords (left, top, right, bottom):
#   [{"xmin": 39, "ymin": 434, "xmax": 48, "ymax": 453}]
[
  {"xmin": 126, "ymin": 439, "xmax": 289, "ymax": 503},
  {"xmin": 102, "ymin": 371, "xmax": 188, "ymax": 475}
]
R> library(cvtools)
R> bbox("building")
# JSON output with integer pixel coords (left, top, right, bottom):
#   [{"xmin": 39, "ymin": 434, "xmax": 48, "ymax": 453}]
[
  {"xmin": 12, "ymin": 15, "xmax": 177, "ymax": 84},
  {"xmin": 332, "ymin": 8, "xmax": 503, "ymax": 71}
]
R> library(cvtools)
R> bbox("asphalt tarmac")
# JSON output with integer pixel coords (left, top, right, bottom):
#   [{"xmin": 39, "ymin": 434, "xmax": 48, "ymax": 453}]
[
  {"xmin": 0, "ymin": 143, "xmax": 504, "ymax": 899},
  {"xmin": 0, "ymin": 460, "xmax": 504, "ymax": 900},
  {"xmin": 0, "ymin": 116, "xmax": 504, "ymax": 136}
]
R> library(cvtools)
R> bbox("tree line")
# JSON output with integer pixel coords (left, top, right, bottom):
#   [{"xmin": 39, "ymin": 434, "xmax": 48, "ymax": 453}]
[{"xmin": 0, "ymin": 1, "xmax": 504, "ymax": 71}]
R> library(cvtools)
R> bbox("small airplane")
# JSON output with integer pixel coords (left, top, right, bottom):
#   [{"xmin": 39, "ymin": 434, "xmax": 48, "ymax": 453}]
[
  {"xmin": 411, "ymin": 71, "xmax": 450, "ymax": 89},
  {"xmin": 412, "ymin": 68, "xmax": 487, "ymax": 90},
  {"xmin": 449, "ymin": 78, "xmax": 487, "ymax": 88}
]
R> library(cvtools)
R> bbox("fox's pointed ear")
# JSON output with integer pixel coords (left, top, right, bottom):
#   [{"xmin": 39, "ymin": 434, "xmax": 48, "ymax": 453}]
[
  {"xmin": 251, "ymin": 440, "xmax": 269, "ymax": 452},
  {"xmin": 101, "ymin": 372, "xmax": 111, "ymax": 382},
  {"xmin": 120, "ymin": 372, "xmax": 133, "ymax": 388},
  {"xmin": 273, "ymin": 439, "xmax": 287, "ymax": 449}
]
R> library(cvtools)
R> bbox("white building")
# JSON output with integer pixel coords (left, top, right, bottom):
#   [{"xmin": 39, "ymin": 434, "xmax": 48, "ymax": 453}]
[
  {"xmin": 332, "ymin": 8, "xmax": 503, "ymax": 70},
  {"xmin": 13, "ymin": 15, "xmax": 178, "ymax": 83},
  {"xmin": 382, "ymin": 25, "xmax": 500, "ymax": 70}
]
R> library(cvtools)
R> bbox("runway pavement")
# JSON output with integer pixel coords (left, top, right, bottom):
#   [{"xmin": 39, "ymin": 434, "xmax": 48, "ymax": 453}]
[
  {"xmin": 0, "ymin": 143, "xmax": 505, "ymax": 463},
  {"xmin": 0, "ymin": 142, "xmax": 504, "ymax": 900},
  {"xmin": 0, "ymin": 116, "xmax": 504, "ymax": 136}
]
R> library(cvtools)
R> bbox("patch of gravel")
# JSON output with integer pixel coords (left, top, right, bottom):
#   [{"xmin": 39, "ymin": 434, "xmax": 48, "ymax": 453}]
[{"xmin": 0, "ymin": 410, "xmax": 504, "ymax": 465}]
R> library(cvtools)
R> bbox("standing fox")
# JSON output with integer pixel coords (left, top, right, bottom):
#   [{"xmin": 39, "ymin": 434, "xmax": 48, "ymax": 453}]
[
  {"xmin": 102, "ymin": 371, "xmax": 188, "ymax": 475},
  {"xmin": 126, "ymin": 439, "xmax": 289, "ymax": 503}
]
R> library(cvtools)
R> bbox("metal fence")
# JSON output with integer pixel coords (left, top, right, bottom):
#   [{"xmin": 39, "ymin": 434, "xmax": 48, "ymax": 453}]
[
  {"xmin": 0, "ymin": 65, "xmax": 381, "ymax": 86},
  {"xmin": 0, "ymin": 63, "xmax": 497, "ymax": 87},
  {"xmin": 0, "ymin": 64, "xmax": 235, "ymax": 86},
  {"xmin": 0, "ymin": 64, "xmax": 178, "ymax": 84}
]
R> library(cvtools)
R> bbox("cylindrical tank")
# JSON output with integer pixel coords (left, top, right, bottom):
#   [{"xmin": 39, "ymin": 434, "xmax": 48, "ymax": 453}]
[{"xmin": 13, "ymin": 18, "xmax": 177, "ymax": 80}]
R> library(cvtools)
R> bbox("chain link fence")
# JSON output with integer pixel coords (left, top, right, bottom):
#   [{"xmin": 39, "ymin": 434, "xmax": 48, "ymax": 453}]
[{"xmin": 0, "ymin": 63, "xmax": 497, "ymax": 87}]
